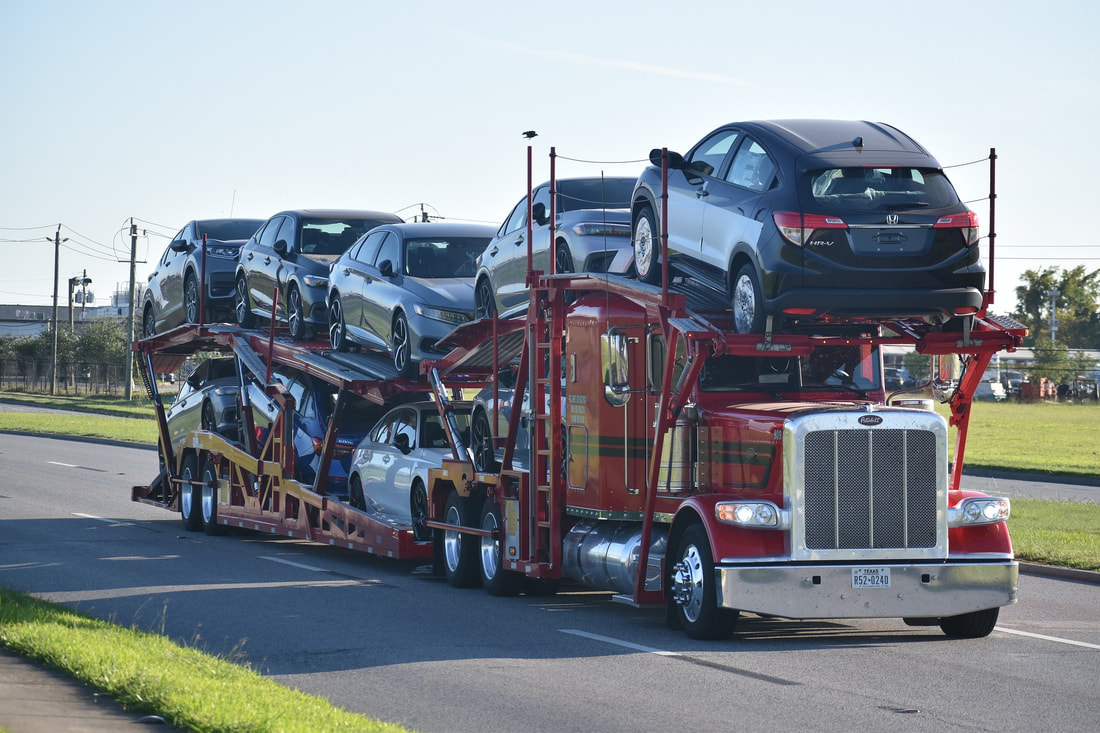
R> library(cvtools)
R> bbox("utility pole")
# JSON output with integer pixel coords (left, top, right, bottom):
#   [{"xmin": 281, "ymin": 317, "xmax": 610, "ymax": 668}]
[
  {"xmin": 124, "ymin": 219, "xmax": 138, "ymax": 399},
  {"xmin": 50, "ymin": 225, "xmax": 60, "ymax": 395}
]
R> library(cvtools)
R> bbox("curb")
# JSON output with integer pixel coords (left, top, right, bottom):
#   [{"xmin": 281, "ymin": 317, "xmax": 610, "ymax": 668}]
[{"xmin": 1019, "ymin": 562, "xmax": 1100, "ymax": 584}]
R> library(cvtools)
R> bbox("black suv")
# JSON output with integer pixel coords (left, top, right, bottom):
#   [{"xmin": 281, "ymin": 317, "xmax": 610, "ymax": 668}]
[{"xmin": 631, "ymin": 119, "xmax": 986, "ymax": 333}]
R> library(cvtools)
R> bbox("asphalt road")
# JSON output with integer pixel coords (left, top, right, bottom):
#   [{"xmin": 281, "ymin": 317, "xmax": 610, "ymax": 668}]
[{"xmin": 1, "ymin": 432, "xmax": 1098, "ymax": 732}]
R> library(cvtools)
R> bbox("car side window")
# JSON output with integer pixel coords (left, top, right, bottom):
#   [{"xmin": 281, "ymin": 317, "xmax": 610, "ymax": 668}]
[
  {"xmin": 370, "ymin": 415, "xmax": 393, "ymax": 444},
  {"xmin": 373, "ymin": 232, "xmax": 400, "ymax": 272},
  {"xmin": 356, "ymin": 231, "xmax": 387, "ymax": 265},
  {"xmin": 687, "ymin": 130, "xmax": 740, "ymax": 177},
  {"xmin": 500, "ymin": 199, "xmax": 527, "ymax": 237},
  {"xmin": 273, "ymin": 217, "xmax": 298, "ymax": 252},
  {"xmin": 257, "ymin": 217, "xmax": 285, "ymax": 248},
  {"xmin": 725, "ymin": 138, "xmax": 776, "ymax": 192},
  {"xmin": 392, "ymin": 409, "xmax": 416, "ymax": 447},
  {"xmin": 531, "ymin": 185, "xmax": 551, "ymax": 226}
]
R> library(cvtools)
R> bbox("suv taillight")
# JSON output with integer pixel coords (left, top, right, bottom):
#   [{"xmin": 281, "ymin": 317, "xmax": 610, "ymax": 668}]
[
  {"xmin": 773, "ymin": 211, "xmax": 847, "ymax": 246},
  {"xmin": 934, "ymin": 210, "xmax": 980, "ymax": 246}
]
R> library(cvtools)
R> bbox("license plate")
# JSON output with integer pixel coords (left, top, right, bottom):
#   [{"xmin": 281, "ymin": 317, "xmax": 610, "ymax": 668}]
[{"xmin": 852, "ymin": 567, "xmax": 891, "ymax": 588}]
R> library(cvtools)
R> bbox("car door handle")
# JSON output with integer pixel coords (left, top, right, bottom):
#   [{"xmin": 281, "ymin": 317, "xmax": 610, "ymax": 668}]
[
  {"xmin": 263, "ymin": 257, "xmax": 271, "ymax": 265},
  {"xmin": 489, "ymin": 245, "xmax": 499, "ymax": 256},
  {"xmin": 513, "ymin": 236, "xmax": 524, "ymax": 246},
  {"xmin": 246, "ymin": 252, "xmax": 254, "ymax": 260},
  {"xmin": 382, "ymin": 455, "xmax": 391, "ymax": 464},
  {"xmin": 342, "ymin": 267, "xmax": 351, "ymax": 276}
]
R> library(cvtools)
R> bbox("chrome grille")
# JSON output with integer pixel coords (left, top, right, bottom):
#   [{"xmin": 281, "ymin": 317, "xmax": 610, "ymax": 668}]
[{"xmin": 803, "ymin": 429, "xmax": 938, "ymax": 551}]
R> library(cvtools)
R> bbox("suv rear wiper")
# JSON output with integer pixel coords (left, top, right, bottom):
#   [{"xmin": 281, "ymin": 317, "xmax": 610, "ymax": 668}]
[{"xmin": 885, "ymin": 202, "xmax": 930, "ymax": 210}]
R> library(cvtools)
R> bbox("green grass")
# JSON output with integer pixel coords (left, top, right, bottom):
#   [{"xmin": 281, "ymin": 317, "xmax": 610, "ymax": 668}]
[
  {"xmin": 0, "ymin": 589, "xmax": 407, "ymax": 733},
  {"xmin": 0, "ymin": 411, "xmax": 158, "ymax": 444},
  {"xmin": 1010, "ymin": 498, "xmax": 1100, "ymax": 572},
  {"xmin": 944, "ymin": 401, "xmax": 1100, "ymax": 479},
  {"xmin": 0, "ymin": 393, "xmax": 156, "ymax": 419}
]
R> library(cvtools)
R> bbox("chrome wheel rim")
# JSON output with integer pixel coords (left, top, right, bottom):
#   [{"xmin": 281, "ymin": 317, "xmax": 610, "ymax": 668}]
[
  {"xmin": 443, "ymin": 502, "xmax": 463, "ymax": 573},
  {"xmin": 671, "ymin": 543, "xmax": 705, "ymax": 623},
  {"xmin": 633, "ymin": 215, "xmax": 654, "ymax": 279},
  {"xmin": 329, "ymin": 298, "xmax": 344, "ymax": 350},
  {"xmin": 732, "ymin": 274, "xmax": 756, "ymax": 334},
  {"xmin": 480, "ymin": 508, "xmax": 500, "ymax": 581}
]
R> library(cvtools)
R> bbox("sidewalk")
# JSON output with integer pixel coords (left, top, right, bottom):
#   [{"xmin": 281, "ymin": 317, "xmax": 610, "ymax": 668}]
[{"xmin": 0, "ymin": 649, "xmax": 171, "ymax": 732}]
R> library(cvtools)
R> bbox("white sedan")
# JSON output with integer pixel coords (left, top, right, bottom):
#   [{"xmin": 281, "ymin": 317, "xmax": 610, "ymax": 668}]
[{"xmin": 348, "ymin": 400, "xmax": 471, "ymax": 539}]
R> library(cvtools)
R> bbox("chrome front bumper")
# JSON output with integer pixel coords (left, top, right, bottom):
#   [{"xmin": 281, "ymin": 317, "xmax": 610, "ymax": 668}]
[{"xmin": 716, "ymin": 561, "xmax": 1018, "ymax": 619}]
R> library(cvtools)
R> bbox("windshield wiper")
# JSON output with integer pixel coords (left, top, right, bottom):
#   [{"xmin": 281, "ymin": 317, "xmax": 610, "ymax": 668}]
[{"xmin": 885, "ymin": 202, "xmax": 930, "ymax": 210}]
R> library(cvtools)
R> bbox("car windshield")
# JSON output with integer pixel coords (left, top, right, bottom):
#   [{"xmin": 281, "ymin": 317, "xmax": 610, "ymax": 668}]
[
  {"xmin": 557, "ymin": 179, "xmax": 634, "ymax": 212},
  {"xmin": 806, "ymin": 167, "xmax": 959, "ymax": 213},
  {"xmin": 300, "ymin": 217, "xmax": 392, "ymax": 256},
  {"xmin": 198, "ymin": 220, "xmax": 262, "ymax": 241},
  {"xmin": 700, "ymin": 344, "xmax": 882, "ymax": 393},
  {"xmin": 404, "ymin": 237, "xmax": 487, "ymax": 278}
]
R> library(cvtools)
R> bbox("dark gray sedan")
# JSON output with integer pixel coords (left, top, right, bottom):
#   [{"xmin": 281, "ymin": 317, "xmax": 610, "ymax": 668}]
[{"xmin": 327, "ymin": 222, "xmax": 494, "ymax": 377}]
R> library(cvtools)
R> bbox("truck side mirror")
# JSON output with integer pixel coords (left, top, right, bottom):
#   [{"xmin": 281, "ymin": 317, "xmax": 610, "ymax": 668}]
[{"xmin": 601, "ymin": 331, "xmax": 631, "ymax": 406}]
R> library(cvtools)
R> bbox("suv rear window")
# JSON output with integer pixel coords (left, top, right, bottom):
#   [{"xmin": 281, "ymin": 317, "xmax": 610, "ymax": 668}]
[{"xmin": 807, "ymin": 167, "xmax": 959, "ymax": 213}]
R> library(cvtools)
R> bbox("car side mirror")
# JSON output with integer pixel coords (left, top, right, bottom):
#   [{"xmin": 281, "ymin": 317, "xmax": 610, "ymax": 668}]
[
  {"xmin": 378, "ymin": 259, "xmax": 395, "ymax": 277},
  {"xmin": 273, "ymin": 239, "xmax": 289, "ymax": 256},
  {"xmin": 649, "ymin": 148, "xmax": 686, "ymax": 170},
  {"xmin": 532, "ymin": 202, "xmax": 549, "ymax": 227},
  {"xmin": 169, "ymin": 239, "xmax": 190, "ymax": 253},
  {"xmin": 394, "ymin": 433, "xmax": 411, "ymax": 454}
]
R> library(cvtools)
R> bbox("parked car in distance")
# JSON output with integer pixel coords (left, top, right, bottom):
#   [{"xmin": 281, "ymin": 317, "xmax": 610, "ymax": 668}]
[
  {"xmin": 884, "ymin": 366, "xmax": 913, "ymax": 391},
  {"xmin": 235, "ymin": 209, "xmax": 402, "ymax": 339},
  {"xmin": 974, "ymin": 380, "xmax": 1007, "ymax": 401},
  {"xmin": 348, "ymin": 400, "xmax": 472, "ymax": 539},
  {"xmin": 142, "ymin": 218, "xmax": 264, "ymax": 337},
  {"xmin": 327, "ymin": 222, "xmax": 494, "ymax": 377},
  {"xmin": 630, "ymin": 120, "xmax": 986, "ymax": 334},
  {"xmin": 165, "ymin": 356, "xmax": 242, "ymax": 446},
  {"xmin": 474, "ymin": 177, "xmax": 636, "ymax": 317},
  {"xmin": 244, "ymin": 364, "xmax": 388, "ymax": 498}
]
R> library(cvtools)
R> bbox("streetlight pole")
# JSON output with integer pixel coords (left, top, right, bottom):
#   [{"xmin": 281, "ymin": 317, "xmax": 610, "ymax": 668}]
[
  {"xmin": 1047, "ymin": 290, "xmax": 1060, "ymax": 346},
  {"xmin": 47, "ymin": 225, "xmax": 68, "ymax": 396}
]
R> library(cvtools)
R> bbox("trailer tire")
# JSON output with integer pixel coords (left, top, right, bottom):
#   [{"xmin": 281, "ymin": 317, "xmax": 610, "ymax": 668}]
[
  {"xmin": 442, "ymin": 492, "xmax": 480, "ymax": 588},
  {"xmin": 668, "ymin": 524, "xmax": 737, "ymax": 640},
  {"xmin": 178, "ymin": 453, "xmax": 201, "ymax": 531},
  {"xmin": 200, "ymin": 455, "xmax": 223, "ymax": 535},
  {"xmin": 479, "ymin": 498, "xmax": 523, "ymax": 596},
  {"xmin": 939, "ymin": 607, "xmax": 999, "ymax": 638}
]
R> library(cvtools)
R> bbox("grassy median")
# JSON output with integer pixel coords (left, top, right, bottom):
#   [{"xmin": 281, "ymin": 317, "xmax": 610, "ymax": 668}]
[{"xmin": 0, "ymin": 589, "xmax": 405, "ymax": 732}]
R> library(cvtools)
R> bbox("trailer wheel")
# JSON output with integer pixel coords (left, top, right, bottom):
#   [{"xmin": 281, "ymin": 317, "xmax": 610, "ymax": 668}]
[
  {"xmin": 178, "ymin": 453, "xmax": 201, "ymax": 531},
  {"xmin": 632, "ymin": 205, "xmax": 661, "ymax": 285},
  {"xmin": 939, "ymin": 607, "xmax": 999, "ymax": 638},
  {"xmin": 668, "ymin": 524, "xmax": 737, "ymax": 640},
  {"xmin": 200, "ymin": 455, "xmax": 223, "ymax": 535},
  {"xmin": 442, "ymin": 492, "xmax": 480, "ymax": 588},
  {"xmin": 479, "ymin": 498, "xmax": 523, "ymax": 596}
]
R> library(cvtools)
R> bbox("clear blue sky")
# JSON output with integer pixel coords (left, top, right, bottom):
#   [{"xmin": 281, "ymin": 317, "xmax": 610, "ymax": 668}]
[{"xmin": 2, "ymin": 0, "xmax": 1096, "ymax": 315}]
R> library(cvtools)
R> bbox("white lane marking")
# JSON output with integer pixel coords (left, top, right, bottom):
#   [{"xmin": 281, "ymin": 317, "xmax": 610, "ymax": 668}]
[
  {"xmin": 49, "ymin": 461, "xmax": 80, "ymax": 468},
  {"xmin": 996, "ymin": 626, "xmax": 1100, "ymax": 650},
  {"xmin": 561, "ymin": 629, "xmax": 679, "ymax": 656},
  {"xmin": 73, "ymin": 512, "xmax": 123, "ymax": 524},
  {"xmin": 259, "ymin": 555, "xmax": 328, "ymax": 572}
]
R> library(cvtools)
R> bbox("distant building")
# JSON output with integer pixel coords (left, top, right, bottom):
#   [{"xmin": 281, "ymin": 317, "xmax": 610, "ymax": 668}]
[{"xmin": 0, "ymin": 282, "xmax": 144, "ymax": 338}]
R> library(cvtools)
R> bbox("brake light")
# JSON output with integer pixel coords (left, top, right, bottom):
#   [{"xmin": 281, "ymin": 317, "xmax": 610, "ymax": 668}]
[
  {"xmin": 934, "ymin": 210, "xmax": 980, "ymax": 246},
  {"xmin": 311, "ymin": 436, "xmax": 324, "ymax": 455},
  {"xmin": 773, "ymin": 211, "xmax": 847, "ymax": 246}
]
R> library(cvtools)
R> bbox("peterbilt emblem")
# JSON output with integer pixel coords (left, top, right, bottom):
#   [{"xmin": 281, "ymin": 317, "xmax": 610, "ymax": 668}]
[
  {"xmin": 886, "ymin": 214, "xmax": 899, "ymax": 225},
  {"xmin": 858, "ymin": 415, "xmax": 884, "ymax": 426}
]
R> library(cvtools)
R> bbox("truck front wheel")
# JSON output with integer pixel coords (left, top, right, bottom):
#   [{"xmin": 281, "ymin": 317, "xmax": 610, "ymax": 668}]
[
  {"xmin": 442, "ymin": 492, "xmax": 480, "ymax": 588},
  {"xmin": 939, "ymin": 607, "xmax": 999, "ymax": 638},
  {"xmin": 668, "ymin": 524, "xmax": 737, "ymax": 640}
]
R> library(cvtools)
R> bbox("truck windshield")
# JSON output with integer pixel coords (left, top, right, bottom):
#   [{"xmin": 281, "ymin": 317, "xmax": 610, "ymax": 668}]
[{"xmin": 699, "ymin": 344, "xmax": 882, "ymax": 393}]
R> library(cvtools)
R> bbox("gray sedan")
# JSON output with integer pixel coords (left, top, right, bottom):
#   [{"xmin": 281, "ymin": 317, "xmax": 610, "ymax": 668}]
[
  {"xmin": 327, "ymin": 222, "xmax": 495, "ymax": 377},
  {"xmin": 473, "ymin": 177, "xmax": 636, "ymax": 317}
]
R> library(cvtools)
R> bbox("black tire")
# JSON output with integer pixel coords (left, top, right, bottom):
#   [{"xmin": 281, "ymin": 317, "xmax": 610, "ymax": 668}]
[
  {"xmin": 287, "ymin": 285, "xmax": 307, "ymax": 340},
  {"xmin": 392, "ymin": 312, "xmax": 414, "ymax": 378},
  {"xmin": 632, "ymin": 205, "xmax": 661, "ymax": 285},
  {"xmin": 442, "ymin": 492, "xmax": 480, "ymax": 588},
  {"xmin": 555, "ymin": 241, "xmax": 575, "ymax": 274},
  {"xmin": 668, "ymin": 524, "xmax": 738, "ymax": 640},
  {"xmin": 349, "ymin": 473, "xmax": 367, "ymax": 511},
  {"xmin": 479, "ymin": 497, "xmax": 523, "ymax": 596},
  {"xmin": 731, "ymin": 263, "xmax": 765, "ymax": 335},
  {"xmin": 184, "ymin": 273, "xmax": 201, "ymax": 325},
  {"xmin": 234, "ymin": 274, "xmax": 255, "ymax": 328},
  {"xmin": 939, "ymin": 607, "xmax": 999, "ymax": 638},
  {"xmin": 475, "ymin": 277, "xmax": 497, "ymax": 319},
  {"xmin": 199, "ymin": 455, "xmax": 222, "ymax": 535},
  {"xmin": 201, "ymin": 400, "xmax": 216, "ymax": 432},
  {"xmin": 178, "ymin": 453, "xmax": 201, "ymax": 531},
  {"xmin": 142, "ymin": 304, "xmax": 156, "ymax": 339},
  {"xmin": 411, "ymin": 480, "xmax": 430, "ymax": 541},
  {"xmin": 470, "ymin": 408, "xmax": 498, "ymax": 473},
  {"xmin": 329, "ymin": 295, "xmax": 349, "ymax": 352}
]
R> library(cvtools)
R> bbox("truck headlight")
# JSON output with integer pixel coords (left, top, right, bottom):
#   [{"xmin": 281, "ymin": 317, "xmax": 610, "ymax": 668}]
[
  {"xmin": 414, "ymin": 304, "xmax": 472, "ymax": 325},
  {"xmin": 948, "ymin": 497, "xmax": 1010, "ymax": 527},
  {"xmin": 715, "ymin": 501, "xmax": 788, "ymax": 529}
]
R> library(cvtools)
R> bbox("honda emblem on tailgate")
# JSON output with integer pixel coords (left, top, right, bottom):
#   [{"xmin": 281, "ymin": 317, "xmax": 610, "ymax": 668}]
[
  {"xmin": 858, "ymin": 415, "xmax": 883, "ymax": 426},
  {"xmin": 885, "ymin": 214, "xmax": 899, "ymax": 225}
]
